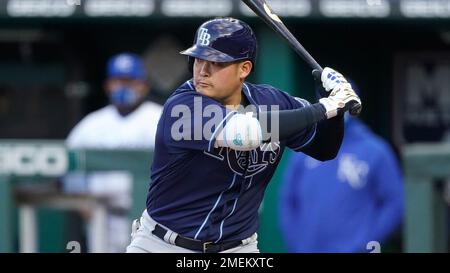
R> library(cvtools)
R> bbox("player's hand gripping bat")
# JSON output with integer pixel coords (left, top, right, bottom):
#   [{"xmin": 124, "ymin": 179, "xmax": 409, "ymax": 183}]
[{"xmin": 242, "ymin": 0, "xmax": 362, "ymax": 116}]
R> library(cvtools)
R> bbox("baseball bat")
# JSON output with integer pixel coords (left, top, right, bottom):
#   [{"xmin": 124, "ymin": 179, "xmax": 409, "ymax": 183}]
[{"xmin": 241, "ymin": 0, "xmax": 362, "ymax": 116}]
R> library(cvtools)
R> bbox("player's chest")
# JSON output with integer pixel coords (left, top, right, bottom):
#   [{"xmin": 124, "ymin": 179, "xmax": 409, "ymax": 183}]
[{"xmin": 203, "ymin": 142, "xmax": 283, "ymax": 178}]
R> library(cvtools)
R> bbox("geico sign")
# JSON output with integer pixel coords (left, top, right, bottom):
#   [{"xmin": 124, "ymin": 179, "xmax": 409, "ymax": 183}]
[{"xmin": 0, "ymin": 145, "xmax": 68, "ymax": 176}]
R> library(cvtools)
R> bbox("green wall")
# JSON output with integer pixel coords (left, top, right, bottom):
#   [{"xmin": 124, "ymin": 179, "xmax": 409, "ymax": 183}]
[{"xmin": 255, "ymin": 28, "xmax": 296, "ymax": 253}]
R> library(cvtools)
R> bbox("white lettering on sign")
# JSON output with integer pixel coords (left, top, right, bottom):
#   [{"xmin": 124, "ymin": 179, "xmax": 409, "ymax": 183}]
[
  {"xmin": 7, "ymin": 0, "xmax": 76, "ymax": 17},
  {"xmin": 85, "ymin": 0, "xmax": 154, "ymax": 17},
  {"xmin": 240, "ymin": 0, "xmax": 311, "ymax": 17},
  {"xmin": 320, "ymin": 0, "xmax": 390, "ymax": 18},
  {"xmin": 400, "ymin": 0, "xmax": 450, "ymax": 18},
  {"xmin": 0, "ymin": 145, "xmax": 68, "ymax": 176},
  {"xmin": 66, "ymin": 0, "xmax": 81, "ymax": 6},
  {"xmin": 161, "ymin": 0, "xmax": 232, "ymax": 17}
]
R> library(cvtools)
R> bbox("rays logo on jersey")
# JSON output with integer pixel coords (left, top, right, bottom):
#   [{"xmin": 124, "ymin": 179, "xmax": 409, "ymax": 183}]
[{"xmin": 205, "ymin": 142, "xmax": 281, "ymax": 178}]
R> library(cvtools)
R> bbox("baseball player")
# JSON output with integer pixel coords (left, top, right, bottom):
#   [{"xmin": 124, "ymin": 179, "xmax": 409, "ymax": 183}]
[
  {"xmin": 126, "ymin": 18, "xmax": 361, "ymax": 253},
  {"xmin": 65, "ymin": 53, "xmax": 163, "ymax": 252},
  {"xmin": 67, "ymin": 53, "xmax": 163, "ymax": 149}
]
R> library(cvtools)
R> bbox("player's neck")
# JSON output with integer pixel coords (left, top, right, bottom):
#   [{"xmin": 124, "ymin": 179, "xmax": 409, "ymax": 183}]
[{"xmin": 223, "ymin": 88, "xmax": 244, "ymax": 110}]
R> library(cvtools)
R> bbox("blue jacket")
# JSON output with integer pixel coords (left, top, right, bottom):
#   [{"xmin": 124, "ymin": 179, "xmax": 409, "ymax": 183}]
[{"xmin": 279, "ymin": 118, "xmax": 404, "ymax": 252}]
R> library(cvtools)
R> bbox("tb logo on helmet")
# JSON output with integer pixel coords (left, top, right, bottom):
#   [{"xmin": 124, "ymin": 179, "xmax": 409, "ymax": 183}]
[{"xmin": 197, "ymin": 28, "xmax": 211, "ymax": 46}]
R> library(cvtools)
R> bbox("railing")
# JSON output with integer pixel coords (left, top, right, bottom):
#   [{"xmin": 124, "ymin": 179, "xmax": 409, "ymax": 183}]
[
  {"xmin": 403, "ymin": 143, "xmax": 450, "ymax": 253},
  {"xmin": 3, "ymin": 140, "xmax": 448, "ymax": 252},
  {"xmin": 0, "ymin": 140, "xmax": 153, "ymax": 252}
]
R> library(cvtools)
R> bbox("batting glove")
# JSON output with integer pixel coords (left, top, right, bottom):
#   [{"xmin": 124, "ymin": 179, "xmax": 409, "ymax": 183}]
[{"xmin": 319, "ymin": 67, "xmax": 361, "ymax": 119}]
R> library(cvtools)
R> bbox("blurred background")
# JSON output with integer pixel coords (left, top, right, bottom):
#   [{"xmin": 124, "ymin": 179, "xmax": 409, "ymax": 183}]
[{"xmin": 0, "ymin": 0, "xmax": 450, "ymax": 253}]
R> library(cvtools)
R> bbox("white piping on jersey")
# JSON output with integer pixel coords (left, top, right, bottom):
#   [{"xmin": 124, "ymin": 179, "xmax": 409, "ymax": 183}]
[
  {"xmin": 186, "ymin": 80, "xmax": 194, "ymax": 90},
  {"xmin": 246, "ymin": 176, "xmax": 253, "ymax": 190},
  {"xmin": 284, "ymin": 97, "xmax": 317, "ymax": 151},
  {"xmin": 203, "ymin": 148, "xmax": 225, "ymax": 161},
  {"xmin": 292, "ymin": 124, "xmax": 317, "ymax": 150},
  {"xmin": 243, "ymin": 83, "xmax": 252, "ymax": 98},
  {"xmin": 185, "ymin": 79, "xmax": 236, "ymax": 152},
  {"xmin": 215, "ymin": 197, "xmax": 239, "ymax": 243},
  {"xmin": 214, "ymin": 169, "xmax": 253, "ymax": 242},
  {"xmin": 294, "ymin": 97, "xmax": 310, "ymax": 107},
  {"xmin": 291, "ymin": 96, "xmax": 318, "ymax": 150},
  {"xmin": 194, "ymin": 174, "xmax": 237, "ymax": 240},
  {"xmin": 208, "ymin": 110, "xmax": 237, "ymax": 152},
  {"xmin": 223, "ymin": 123, "xmax": 230, "ymax": 147}
]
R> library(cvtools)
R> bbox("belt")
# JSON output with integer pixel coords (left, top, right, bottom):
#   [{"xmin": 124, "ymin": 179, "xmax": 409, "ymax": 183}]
[{"xmin": 152, "ymin": 224, "xmax": 242, "ymax": 253}]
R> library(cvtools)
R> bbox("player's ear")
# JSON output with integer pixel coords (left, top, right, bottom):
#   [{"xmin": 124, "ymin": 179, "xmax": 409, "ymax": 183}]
[
  {"xmin": 239, "ymin": 60, "xmax": 252, "ymax": 80},
  {"xmin": 104, "ymin": 79, "xmax": 113, "ymax": 95},
  {"xmin": 137, "ymin": 80, "xmax": 151, "ymax": 96}
]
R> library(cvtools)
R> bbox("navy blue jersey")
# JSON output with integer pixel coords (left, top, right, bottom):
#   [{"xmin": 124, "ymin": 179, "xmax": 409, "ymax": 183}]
[{"xmin": 146, "ymin": 79, "xmax": 316, "ymax": 243}]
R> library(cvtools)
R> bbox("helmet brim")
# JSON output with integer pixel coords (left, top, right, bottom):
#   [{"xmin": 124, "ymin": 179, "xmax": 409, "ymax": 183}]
[{"xmin": 180, "ymin": 45, "xmax": 245, "ymax": 63}]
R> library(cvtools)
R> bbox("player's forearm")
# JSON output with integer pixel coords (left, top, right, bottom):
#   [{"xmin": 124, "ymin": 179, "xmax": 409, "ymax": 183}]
[
  {"xmin": 260, "ymin": 103, "xmax": 326, "ymax": 142},
  {"xmin": 215, "ymin": 103, "xmax": 327, "ymax": 151},
  {"xmin": 299, "ymin": 114, "xmax": 344, "ymax": 161}
]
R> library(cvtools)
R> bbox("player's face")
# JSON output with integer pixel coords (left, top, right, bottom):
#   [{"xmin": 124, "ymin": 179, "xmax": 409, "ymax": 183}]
[
  {"xmin": 193, "ymin": 58, "xmax": 252, "ymax": 106},
  {"xmin": 106, "ymin": 77, "xmax": 149, "ymax": 97}
]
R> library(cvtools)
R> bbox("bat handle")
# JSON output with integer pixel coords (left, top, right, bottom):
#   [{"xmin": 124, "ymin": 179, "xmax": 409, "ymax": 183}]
[
  {"xmin": 312, "ymin": 69, "xmax": 362, "ymax": 117},
  {"xmin": 348, "ymin": 101, "xmax": 362, "ymax": 116},
  {"xmin": 312, "ymin": 68, "xmax": 322, "ymax": 82}
]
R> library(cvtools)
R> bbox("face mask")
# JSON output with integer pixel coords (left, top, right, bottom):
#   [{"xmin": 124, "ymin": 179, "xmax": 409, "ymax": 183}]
[{"xmin": 109, "ymin": 86, "xmax": 140, "ymax": 107}]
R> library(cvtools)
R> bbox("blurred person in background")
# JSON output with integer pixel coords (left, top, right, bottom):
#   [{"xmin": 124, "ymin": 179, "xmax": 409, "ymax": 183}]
[
  {"xmin": 65, "ymin": 52, "xmax": 163, "ymax": 252},
  {"xmin": 67, "ymin": 52, "xmax": 163, "ymax": 148},
  {"xmin": 278, "ymin": 95, "xmax": 404, "ymax": 252}
]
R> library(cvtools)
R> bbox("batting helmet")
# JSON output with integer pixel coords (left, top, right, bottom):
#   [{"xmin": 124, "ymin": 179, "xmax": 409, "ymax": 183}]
[{"xmin": 180, "ymin": 18, "xmax": 257, "ymax": 69}]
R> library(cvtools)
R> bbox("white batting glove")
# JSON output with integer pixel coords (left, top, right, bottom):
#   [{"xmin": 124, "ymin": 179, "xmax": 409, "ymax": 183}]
[
  {"xmin": 319, "ymin": 67, "xmax": 361, "ymax": 119},
  {"xmin": 321, "ymin": 67, "xmax": 348, "ymax": 92}
]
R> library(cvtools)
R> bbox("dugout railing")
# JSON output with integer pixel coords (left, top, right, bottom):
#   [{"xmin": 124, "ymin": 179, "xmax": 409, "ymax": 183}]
[
  {"xmin": 2, "ymin": 141, "xmax": 449, "ymax": 252},
  {"xmin": 0, "ymin": 140, "xmax": 153, "ymax": 252}
]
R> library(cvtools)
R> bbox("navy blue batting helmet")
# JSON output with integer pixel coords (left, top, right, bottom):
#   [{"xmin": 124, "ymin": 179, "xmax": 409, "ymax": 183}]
[{"xmin": 180, "ymin": 18, "xmax": 257, "ymax": 68}]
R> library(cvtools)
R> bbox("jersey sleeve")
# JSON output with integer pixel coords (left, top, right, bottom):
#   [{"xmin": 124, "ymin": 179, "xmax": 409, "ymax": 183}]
[
  {"xmin": 281, "ymin": 93, "xmax": 317, "ymax": 151},
  {"xmin": 160, "ymin": 92, "xmax": 237, "ymax": 153}
]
